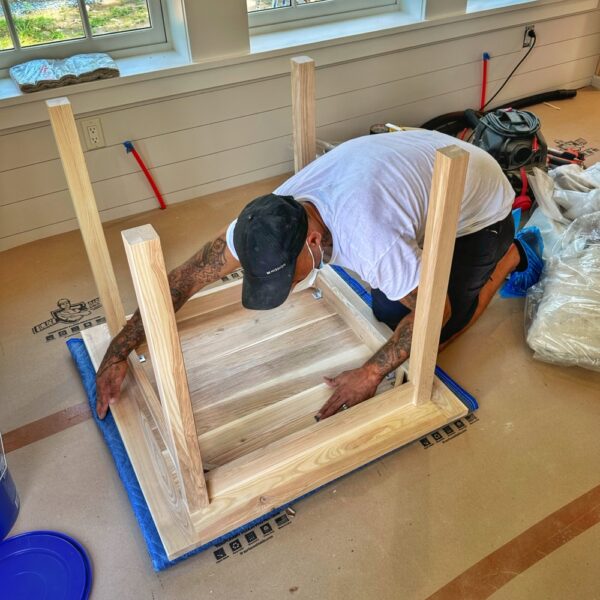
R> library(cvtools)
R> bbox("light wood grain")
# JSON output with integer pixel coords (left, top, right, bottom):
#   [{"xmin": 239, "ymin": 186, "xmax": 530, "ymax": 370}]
[
  {"xmin": 188, "ymin": 319, "xmax": 364, "ymax": 432},
  {"xmin": 409, "ymin": 146, "xmax": 469, "ymax": 405},
  {"xmin": 128, "ymin": 352, "xmax": 174, "ymax": 459},
  {"xmin": 82, "ymin": 324, "xmax": 195, "ymax": 558},
  {"xmin": 291, "ymin": 56, "xmax": 317, "ymax": 172},
  {"xmin": 317, "ymin": 266, "xmax": 391, "ymax": 351},
  {"xmin": 82, "ymin": 286, "xmax": 470, "ymax": 560},
  {"xmin": 187, "ymin": 377, "xmax": 467, "ymax": 548},
  {"xmin": 197, "ymin": 372, "xmax": 395, "ymax": 468},
  {"xmin": 122, "ymin": 224, "xmax": 209, "ymax": 511},
  {"xmin": 174, "ymin": 279, "xmax": 243, "ymax": 325},
  {"xmin": 46, "ymin": 97, "xmax": 126, "ymax": 337}
]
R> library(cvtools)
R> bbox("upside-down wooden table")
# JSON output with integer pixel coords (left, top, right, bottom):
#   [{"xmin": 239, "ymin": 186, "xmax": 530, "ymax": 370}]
[{"xmin": 46, "ymin": 56, "xmax": 471, "ymax": 560}]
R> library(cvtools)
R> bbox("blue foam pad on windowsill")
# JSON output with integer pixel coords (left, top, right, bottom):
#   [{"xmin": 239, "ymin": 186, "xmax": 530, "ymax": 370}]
[{"xmin": 66, "ymin": 268, "xmax": 477, "ymax": 570}]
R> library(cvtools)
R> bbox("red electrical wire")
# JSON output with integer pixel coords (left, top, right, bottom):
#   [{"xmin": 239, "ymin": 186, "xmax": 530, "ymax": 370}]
[
  {"xmin": 480, "ymin": 52, "xmax": 490, "ymax": 111},
  {"xmin": 123, "ymin": 141, "xmax": 167, "ymax": 210}
]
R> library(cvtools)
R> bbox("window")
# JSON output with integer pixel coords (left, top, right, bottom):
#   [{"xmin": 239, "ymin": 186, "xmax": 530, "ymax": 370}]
[
  {"xmin": 247, "ymin": 0, "xmax": 401, "ymax": 28},
  {"xmin": 467, "ymin": 0, "xmax": 534, "ymax": 12},
  {"xmin": 0, "ymin": 0, "xmax": 167, "ymax": 70}
]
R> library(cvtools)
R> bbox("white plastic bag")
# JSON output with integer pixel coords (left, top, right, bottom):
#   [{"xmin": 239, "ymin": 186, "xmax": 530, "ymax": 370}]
[
  {"xmin": 525, "ymin": 211, "xmax": 600, "ymax": 371},
  {"xmin": 528, "ymin": 164, "xmax": 600, "ymax": 226}
]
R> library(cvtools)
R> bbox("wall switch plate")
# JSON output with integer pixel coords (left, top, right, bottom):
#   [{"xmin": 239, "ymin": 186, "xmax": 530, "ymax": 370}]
[{"xmin": 81, "ymin": 117, "xmax": 106, "ymax": 150}]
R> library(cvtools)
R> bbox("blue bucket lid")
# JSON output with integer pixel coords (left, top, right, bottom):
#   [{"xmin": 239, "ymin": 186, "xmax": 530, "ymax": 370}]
[{"xmin": 0, "ymin": 530, "xmax": 92, "ymax": 599}]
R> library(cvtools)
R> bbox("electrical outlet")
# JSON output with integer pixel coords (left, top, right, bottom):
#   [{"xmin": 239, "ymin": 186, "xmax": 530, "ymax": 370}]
[
  {"xmin": 81, "ymin": 118, "xmax": 105, "ymax": 150},
  {"xmin": 523, "ymin": 25, "xmax": 535, "ymax": 48}
]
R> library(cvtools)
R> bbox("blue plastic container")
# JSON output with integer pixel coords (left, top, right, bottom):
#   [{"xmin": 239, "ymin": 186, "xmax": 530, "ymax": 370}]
[{"xmin": 0, "ymin": 435, "xmax": 20, "ymax": 540}]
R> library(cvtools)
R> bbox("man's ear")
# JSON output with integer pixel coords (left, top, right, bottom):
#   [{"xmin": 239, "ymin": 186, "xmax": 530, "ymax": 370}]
[{"xmin": 306, "ymin": 230, "xmax": 322, "ymax": 248}]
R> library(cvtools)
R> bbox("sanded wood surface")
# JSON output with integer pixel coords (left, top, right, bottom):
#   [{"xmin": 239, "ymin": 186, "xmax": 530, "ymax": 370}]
[
  {"xmin": 84, "ymin": 316, "xmax": 468, "ymax": 559},
  {"xmin": 46, "ymin": 98, "xmax": 126, "ymax": 337},
  {"xmin": 82, "ymin": 324, "xmax": 196, "ymax": 557},
  {"xmin": 291, "ymin": 56, "xmax": 317, "ymax": 172},
  {"xmin": 122, "ymin": 225, "xmax": 209, "ymax": 511},
  {"xmin": 128, "ymin": 353, "xmax": 174, "ymax": 459},
  {"xmin": 317, "ymin": 267, "xmax": 391, "ymax": 351},
  {"xmin": 197, "ymin": 371, "xmax": 395, "ymax": 468},
  {"xmin": 174, "ymin": 279, "xmax": 243, "ymax": 325},
  {"xmin": 188, "ymin": 377, "xmax": 467, "ymax": 548},
  {"xmin": 141, "ymin": 286, "xmax": 378, "ymax": 438},
  {"xmin": 409, "ymin": 146, "xmax": 469, "ymax": 405},
  {"xmin": 83, "ymin": 287, "xmax": 469, "ymax": 561}
]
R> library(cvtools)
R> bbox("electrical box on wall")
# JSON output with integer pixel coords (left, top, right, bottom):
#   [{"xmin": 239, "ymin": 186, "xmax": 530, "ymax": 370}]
[{"xmin": 80, "ymin": 118, "xmax": 106, "ymax": 150}]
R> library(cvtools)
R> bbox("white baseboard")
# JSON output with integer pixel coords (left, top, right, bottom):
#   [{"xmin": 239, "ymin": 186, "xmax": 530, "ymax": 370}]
[{"xmin": 592, "ymin": 74, "xmax": 600, "ymax": 89}]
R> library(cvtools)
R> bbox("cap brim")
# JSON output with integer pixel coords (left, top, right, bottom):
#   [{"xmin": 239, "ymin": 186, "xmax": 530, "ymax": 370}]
[{"xmin": 241, "ymin": 262, "xmax": 296, "ymax": 310}]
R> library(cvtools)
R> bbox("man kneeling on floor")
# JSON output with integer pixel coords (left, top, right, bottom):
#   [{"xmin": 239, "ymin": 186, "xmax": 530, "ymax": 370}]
[{"xmin": 95, "ymin": 130, "xmax": 542, "ymax": 421}]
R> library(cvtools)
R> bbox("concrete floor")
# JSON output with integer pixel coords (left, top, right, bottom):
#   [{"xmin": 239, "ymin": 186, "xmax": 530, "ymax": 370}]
[{"xmin": 2, "ymin": 87, "xmax": 600, "ymax": 599}]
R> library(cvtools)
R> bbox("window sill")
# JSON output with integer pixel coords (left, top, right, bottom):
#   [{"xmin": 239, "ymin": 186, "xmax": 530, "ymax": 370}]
[
  {"xmin": 0, "ymin": 50, "xmax": 189, "ymax": 106},
  {"xmin": 467, "ymin": 0, "xmax": 535, "ymax": 13},
  {"xmin": 250, "ymin": 10, "xmax": 421, "ymax": 54}
]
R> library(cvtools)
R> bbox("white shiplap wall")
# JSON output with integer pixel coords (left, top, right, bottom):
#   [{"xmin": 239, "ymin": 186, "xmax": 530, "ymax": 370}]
[{"xmin": 0, "ymin": 9, "xmax": 599, "ymax": 251}]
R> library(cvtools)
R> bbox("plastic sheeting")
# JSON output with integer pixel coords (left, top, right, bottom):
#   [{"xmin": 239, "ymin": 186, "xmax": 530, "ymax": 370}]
[{"xmin": 525, "ymin": 163, "xmax": 600, "ymax": 371}]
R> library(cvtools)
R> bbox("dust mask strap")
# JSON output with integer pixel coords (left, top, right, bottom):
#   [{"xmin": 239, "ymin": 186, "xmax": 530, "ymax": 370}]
[{"xmin": 294, "ymin": 242, "xmax": 323, "ymax": 292}]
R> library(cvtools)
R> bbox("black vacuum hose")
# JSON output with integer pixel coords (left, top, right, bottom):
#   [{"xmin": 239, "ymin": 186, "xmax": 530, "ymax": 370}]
[{"xmin": 419, "ymin": 89, "xmax": 577, "ymax": 135}]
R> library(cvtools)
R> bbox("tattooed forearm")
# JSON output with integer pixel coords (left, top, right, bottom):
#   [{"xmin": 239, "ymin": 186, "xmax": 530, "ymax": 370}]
[
  {"xmin": 167, "ymin": 236, "xmax": 228, "ymax": 312},
  {"xmin": 363, "ymin": 287, "xmax": 419, "ymax": 379},
  {"xmin": 99, "ymin": 235, "xmax": 230, "ymax": 370},
  {"xmin": 365, "ymin": 314, "xmax": 414, "ymax": 378},
  {"xmin": 97, "ymin": 310, "xmax": 144, "ymax": 375}
]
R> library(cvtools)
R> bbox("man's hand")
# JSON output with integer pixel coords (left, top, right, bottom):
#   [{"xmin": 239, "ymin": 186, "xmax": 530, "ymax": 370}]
[
  {"xmin": 96, "ymin": 359, "xmax": 129, "ymax": 419},
  {"xmin": 316, "ymin": 365, "xmax": 383, "ymax": 420}
]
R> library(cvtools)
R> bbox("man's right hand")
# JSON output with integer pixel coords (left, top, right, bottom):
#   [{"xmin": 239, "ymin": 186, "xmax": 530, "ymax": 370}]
[{"xmin": 96, "ymin": 359, "xmax": 129, "ymax": 419}]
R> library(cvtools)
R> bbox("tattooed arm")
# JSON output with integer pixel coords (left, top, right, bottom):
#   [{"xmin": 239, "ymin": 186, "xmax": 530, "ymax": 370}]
[
  {"xmin": 362, "ymin": 287, "xmax": 420, "ymax": 380},
  {"xmin": 316, "ymin": 288, "xmax": 451, "ymax": 420},
  {"xmin": 95, "ymin": 232, "xmax": 238, "ymax": 419}
]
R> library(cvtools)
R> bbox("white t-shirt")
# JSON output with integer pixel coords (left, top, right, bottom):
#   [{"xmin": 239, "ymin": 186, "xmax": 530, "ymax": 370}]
[{"xmin": 228, "ymin": 130, "xmax": 514, "ymax": 301}]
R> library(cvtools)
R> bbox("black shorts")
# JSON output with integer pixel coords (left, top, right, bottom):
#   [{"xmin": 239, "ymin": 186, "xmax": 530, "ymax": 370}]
[{"xmin": 371, "ymin": 211, "xmax": 514, "ymax": 342}]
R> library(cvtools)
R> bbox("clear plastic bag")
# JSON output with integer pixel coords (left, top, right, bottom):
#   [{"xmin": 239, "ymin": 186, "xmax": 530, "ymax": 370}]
[{"xmin": 525, "ymin": 211, "xmax": 600, "ymax": 371}]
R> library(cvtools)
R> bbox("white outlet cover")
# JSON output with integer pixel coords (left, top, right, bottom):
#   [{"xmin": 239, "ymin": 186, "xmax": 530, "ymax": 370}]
[{"xmin": 80, "ymin": 118, "xmax": 106, "ymax": 150}]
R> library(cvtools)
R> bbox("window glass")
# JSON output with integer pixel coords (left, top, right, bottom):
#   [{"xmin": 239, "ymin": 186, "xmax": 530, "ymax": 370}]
[
  {"xmin": 84, "ymin": 0, "xmax": 151, "ymax": 36},
  {"xmin": 7, "ymin": 0, "xmax": 85, "ymax": 48},
  {"xmin": 0, "ymin": 4, "xmax": 14, "ymax": 50},
  {"xmin": 247, "ymin": 0, "xmax": 330, "ymax": 12},
  {"xmin": 248, "ymin": 1, "xmax": 292, "ymax": 11}
]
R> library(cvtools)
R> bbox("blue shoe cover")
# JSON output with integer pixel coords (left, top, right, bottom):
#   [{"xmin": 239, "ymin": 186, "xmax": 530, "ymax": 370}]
[{"xmin": 500, "ymin": 226, "xmax": 544, "ymax": 298}]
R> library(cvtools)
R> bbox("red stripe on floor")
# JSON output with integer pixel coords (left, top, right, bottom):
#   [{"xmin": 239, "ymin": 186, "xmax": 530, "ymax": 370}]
[
  {"xmin": 426, "ymin": 484, "xmax": 600, "ymax": 599},
  {"xmin": 4, "ymin": 403, "xmax": 91, "ymax": 453}
]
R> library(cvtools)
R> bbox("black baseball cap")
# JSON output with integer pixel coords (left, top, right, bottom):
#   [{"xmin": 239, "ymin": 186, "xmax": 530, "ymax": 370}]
[{"xmin": 234, "ymin": 194, "xmax": 308, "ymax": 310}]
